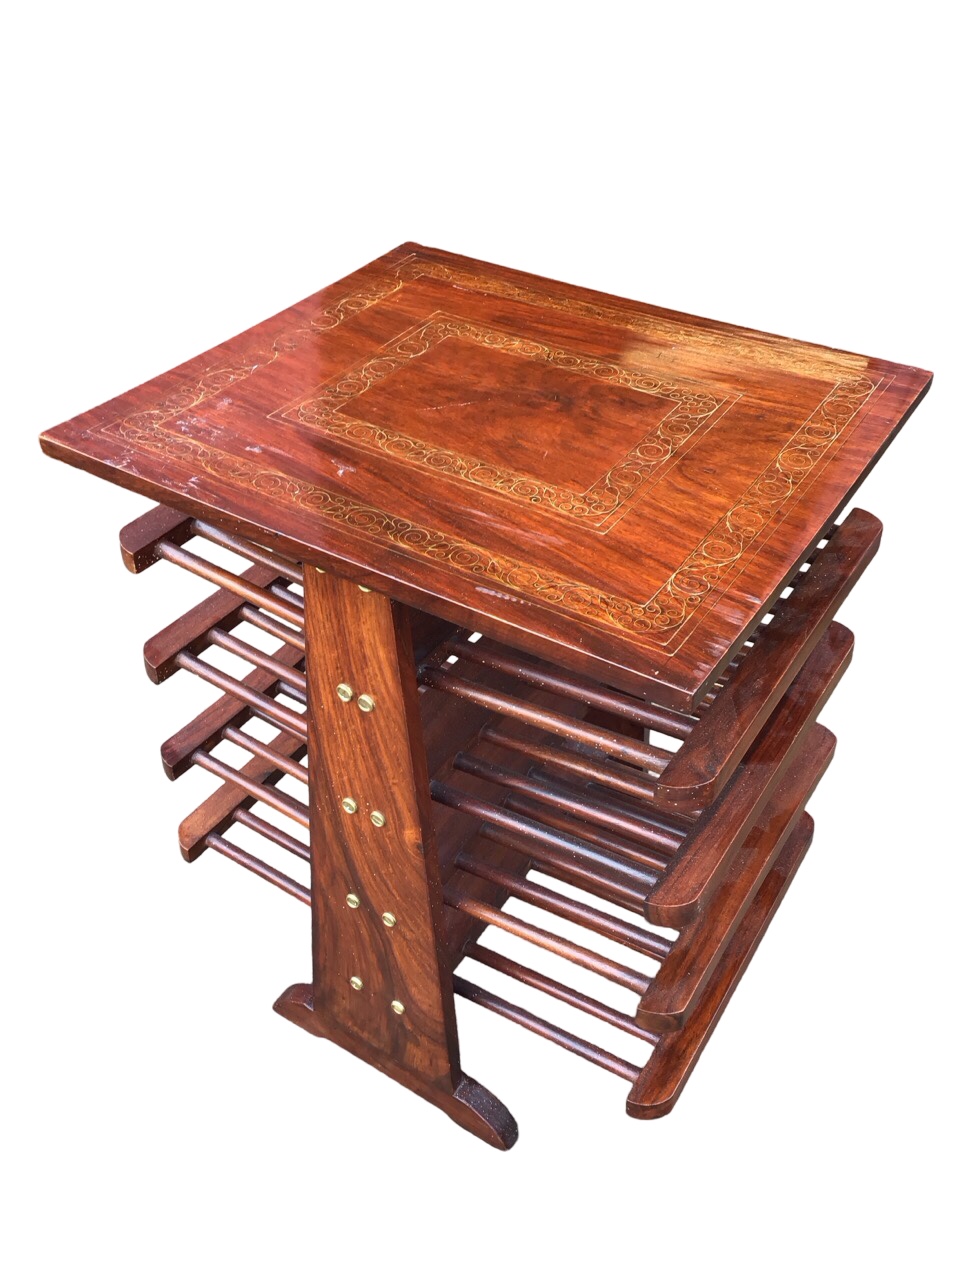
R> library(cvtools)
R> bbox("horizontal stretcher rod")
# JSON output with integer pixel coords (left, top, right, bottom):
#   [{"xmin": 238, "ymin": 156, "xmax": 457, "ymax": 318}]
[
  {"xmin": 480, "ymin": 724, "xmax": 659, "ymax": 804},
  {"xmin": 465, "ymin": 943, "xmax": 659, "ymax": 1045},
  {"xmin": 440, "ymin": 636, "xmax": 695, "ymax": 738},
  {"xmin": 277, "ymin": 680, "xmax": 308, "ymax": 706},
  {"xmin": 192, "ymin": 519, "xmax": 305, "ymax": 584},
  {"xmin": 419, "ymin": 667, "xmax": 672, "ymax": 773},
  {"xmin": 455, "ymin": 850, "xmax": 671, "ymax": 961},
  {"xmin": 444, "ymin": 886, "xmax": 652, "ymax": 996},
  {"xmin": 231, "ymin": 807, "xmax": 311, "ymax": 862},
  {"xmin": 207, "ymin": 628, "xmax": 308, "ymax": 693},
  {"xmin": 454, "ymin": 752, "xmax": 682, "ymax": 856},
  {"xmin": 238, "ymin": 604, "xmax": 305, "ymax": 652},
  {"xmin": 204, "ymin": 832, "xmax": 310, "ymax": 905},
  {"xmin": 175, "ymin": 651, "xmax": 308, "ymax": 739},
  {"xmin": 476, "ymin": 824, "xmax": 654, "ymax": 915},
  {"xmin": 501, "ymin": 791, "xmax": 674, "ymax": 872},
  {"xmin": 221, "ymin": 725, "xmax": 310, "ymax": 785},
  {"xmin": 431, "ymin": 781, "xmax": 659, "ymax": 889},
  {"xmin": 158, "ymin": 540, "xmax": 305, "ymax": 628},
  {"xmin": 453, "ymin": 975, "xmax": 642, "ymax": 1082},
  {"xmin": 192, "ymin": 749, "xmax": 309, "ymax": 827}
]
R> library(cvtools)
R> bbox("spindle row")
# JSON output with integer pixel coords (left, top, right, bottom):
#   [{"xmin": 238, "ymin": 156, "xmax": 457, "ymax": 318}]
[{"xmin": 115, "ymin": 501, "xmax": 875, "ymax": 1127}]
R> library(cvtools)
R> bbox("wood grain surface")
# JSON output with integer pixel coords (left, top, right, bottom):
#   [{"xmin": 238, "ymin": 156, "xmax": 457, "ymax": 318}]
[
  {"xmin": 274, "ymin": 568, "xmax": 517, "ymax": 1147},
  {"xmin": 40, "ymin": 243, "xmax": 931, "ymax": 709}
]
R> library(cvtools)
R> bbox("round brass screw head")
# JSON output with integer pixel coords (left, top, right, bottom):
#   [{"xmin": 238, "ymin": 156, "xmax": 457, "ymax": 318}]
[
  {"xmin": 390, "ymin": 1000, "xmax": 405, "ymax": 1016},
  {"xmin": 349, "ymin": 976, "xmax": 364, "ymax": 991},
  {"xmin": 370, "ymin": 810, "xmax": 386, "ymax": 828},
  {"xmin": 341, "ymin": 796, "xmax": 358, "ymax": 815},
  {"xmin": 336, "ymin": 683, "xmax": 354, "ymax": 703},
  {"xmin": 381, "ymin": 912, "xmax": 397, "ymax": 928},
  {"xmin": 346, "ymin": 893, "xmax": 360, "ymax": 909},
  {"xmin": 357, "ymin": 693, "xmax": 376, "ymax": 713}
]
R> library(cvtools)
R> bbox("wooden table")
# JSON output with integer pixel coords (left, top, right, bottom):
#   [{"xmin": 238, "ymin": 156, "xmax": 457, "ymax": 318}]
[{"xmin": 40, "ymin": 244, "xmax": 932, "ymax": 1147}]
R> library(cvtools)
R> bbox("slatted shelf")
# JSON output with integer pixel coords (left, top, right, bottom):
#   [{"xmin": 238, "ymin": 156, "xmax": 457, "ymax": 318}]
[
  {"xmin": 110, "ymin": 501, "xmax": 861, "ymax": 1129},
  {"xmin": 420, "ymin": 508, "xmax": 880, "ymax": 812},
  {"xmin": 455, "ymin": 813, "xmax": 815, "ymax": 1114}
]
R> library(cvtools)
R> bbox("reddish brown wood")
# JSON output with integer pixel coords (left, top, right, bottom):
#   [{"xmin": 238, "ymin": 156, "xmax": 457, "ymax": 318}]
[
  {"xmin": 159, "ymin": 541, "xmax": 304, "ymax": 628},
  {"xmin": 627, "ymin": 813, "xmax": 816, "ymax": 1118},
  {"xmin": 174, "ymin": 651, "xmax": 307, "ymax": 739},
  {"xmin": 160, "ymin": 641, "xmax": 304, "ymax": 778},
  {"xmin": 643, "ymin": 621, "xmax": 852, "ymax": 926},
  {"xmin": 143, "ymin": 562, "xmax": 291, "ymax": 683},
  {"xmin": 274, "ymin": 570, "xmax": 517, "ymax": 1148},
  {"xmin": 207, "ymin": 629, "xmax": 308, "ymax": 693},
  {"xmin": 652, "ymin": 508, "xmax": 882, "ymax": 808},
  {"xmin": 436, "ymin": 635, "xmax": 695, "ymax": 738},
  {"xmin": 231, "ymin": 808, "xmax": 310, "ymax": 862},
  {"xmin": 453, "ymin": 752, "xmax": 682, "ymax": 854},
  {"xmin": 481, "ymin": 722, "xmax": 660, "ymax": 805},
  {"xmin": 237, "ymin": 605, "xmax": 306, "ymax": 652},
  {"xmin": 452, "ymin": 976, "xmax": 642, "ymax": 1081},
  {"xmin": 636, "ymin": 724, "xmax": 835, "ymax": 1031},
  {"xmin": 41, "ymin": 244, "xmax": 930, "ymax": 711},
  {"xmin": 444, "ymin": 885, "xmax": 653, "ymax": 996},
  {"xmin": 40, "ymin": 243, "xmax": 930, "ymax": 1146},
  {"xmin": 119, "ymin": 504, "xmax": 193, "ymax": 572},
  {"xmin": 464, "ymin": 944, "xmax": 659, "ymax": 1045},
  {"xmin": 192, "ymin": 519, "xmax": 305, "ymax": 583},
  {"xmin": 177, "ymin": 727, "xmax": 307, "ymax": 860},
  {"xmin": 420, "ymin": 667, "xmax": 671, "ymax": 771},
  {"xmin": 204, "ymin": 832, "xmax": 311, "ymax": 905},
  {"xmin": 221, "ymin": 726, "xmax": 310, "ymax": 785},
  {"xmin": 191, "ymin": 749, "xmax": 309, "ymax": 827},
  {"xmin": 454, "ymin": 850, "xmax": 670, "ymax": 961}
]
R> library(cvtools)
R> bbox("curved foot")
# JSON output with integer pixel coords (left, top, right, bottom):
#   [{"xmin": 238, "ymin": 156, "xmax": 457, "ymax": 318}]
[{"xmin": 274, "ymin": 983, "xmax": 518, "ymax": 1150}]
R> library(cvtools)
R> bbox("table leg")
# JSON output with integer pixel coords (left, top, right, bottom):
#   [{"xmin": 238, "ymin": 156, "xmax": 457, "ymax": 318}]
[{"xmin": 274, "ymin": 568, "xmax": 517, "ymax": 1148}]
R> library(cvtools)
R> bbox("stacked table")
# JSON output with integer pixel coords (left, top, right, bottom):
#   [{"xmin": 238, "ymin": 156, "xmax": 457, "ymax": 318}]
[{"xmin": 40, "ymin": 244, "xmax": 931, "ymax": 1148}]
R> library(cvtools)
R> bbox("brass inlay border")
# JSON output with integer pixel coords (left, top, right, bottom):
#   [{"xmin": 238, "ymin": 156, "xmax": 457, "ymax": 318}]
[
  {"xmin": 104, "ymin": 276, "xmax": 401, "ymax": 434},
  {"xmin": 276, "ymin": 314, "xmax": 726, "ymax": 527},
  {"xmin": 398, "ymin": 257, "xmax": 871, "ymax": 379},
  {"xmin": 101, "ymin": 372, "xmax": 879, "ymax": 647}
]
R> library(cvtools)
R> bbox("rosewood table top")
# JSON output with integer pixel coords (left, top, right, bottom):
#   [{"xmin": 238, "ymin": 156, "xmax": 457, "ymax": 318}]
[{"xmin": 40, "ymin": 243, "xmax": 931, "ymax": 709}]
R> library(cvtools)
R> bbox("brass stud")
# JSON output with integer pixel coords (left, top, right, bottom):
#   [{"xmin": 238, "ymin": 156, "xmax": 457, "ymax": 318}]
[
  {"xmin": 349, "ymin": 976, "xmax": 364, "ymax": 991},
  {"xmin": 358, "ymin": 584, "xmax": 373, "ymax": 593},
  {"xmin": 346, "ymin": 893, "xmax": 360, "ymax": 909},
  {"xmin": 390, "ymin": 1000, "xmax": 405, "ymax": 1016},
  {"xmin": 341, "ymin": 796, "xmax": 358, "ymax": 815},
  {"xmin": 357, "ymin": 693, "xmax": 376, "ymax": 713},
  {"xmin": 336, "ymin": 683, "xmax": 354, "ymax": 703},
  {"xmin": 370, "ymin": 810, "xmax": 386, "ymax": 828},
  {"xmin": 381, "ymin": 912, "xmax": 397, "ymax": 928}
]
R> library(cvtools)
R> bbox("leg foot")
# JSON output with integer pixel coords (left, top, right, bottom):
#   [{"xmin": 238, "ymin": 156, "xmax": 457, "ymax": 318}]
[{"xmin": 274, "ymin": 983, "xmax": 518, "ymax": 1150}]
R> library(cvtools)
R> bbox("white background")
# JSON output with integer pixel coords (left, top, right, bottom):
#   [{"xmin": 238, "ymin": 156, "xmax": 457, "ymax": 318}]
[{"xmin": 4, "ymin": 3, "xmax": 957, "ymax": 1276}]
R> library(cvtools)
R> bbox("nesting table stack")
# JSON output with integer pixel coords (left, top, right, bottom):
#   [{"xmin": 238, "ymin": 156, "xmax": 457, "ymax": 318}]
[{"xmin": 40, "ymin": 244, "xmax": 931, "ymax": 1148}]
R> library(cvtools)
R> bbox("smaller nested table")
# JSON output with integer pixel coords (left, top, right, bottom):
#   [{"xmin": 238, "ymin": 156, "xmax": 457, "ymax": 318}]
[{"xmin": 40, "ymin": 244, "xmax": 931, "ymax": 1147}]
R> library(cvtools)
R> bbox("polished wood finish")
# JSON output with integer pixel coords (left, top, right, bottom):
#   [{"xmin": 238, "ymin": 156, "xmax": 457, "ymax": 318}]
[
  {"xmin": 417, "ymin": 508, "xmax": 877, "ymax": 812},
  {"xmin": 40, "ymin": 249, "xmax": 927, "ymax": 1146},
  {"xmin": 653, "ymin": 508, "xmax": 880, "ymax": 807},
  {"xmin": 274, "ymin": 569, "xmax": 517, "ymax": 1148},
  {"xmin": 41, "ymin": 244, "xmax": 930, "ymax": 710},
  {"xmin": 636, "ymin": 724, "xmax": 834, "ymax": 1030},
  {"xmin": 178, "ymin": 727, "xmax": 307, "ymax": 860},
  {"xmin": 627, "ymin": 814, "xmax": 815, "ymax": 1118},
  {"xmin": 159, "ymin": 640, "xmax": 305, "ymax": 779},
  {"xmin": 644, "ymin": 621, "xmax": 851, "ymax": 925},
  {"xmin": 143, "ymin": 562, "xmax": 293, "ymax": 683}
]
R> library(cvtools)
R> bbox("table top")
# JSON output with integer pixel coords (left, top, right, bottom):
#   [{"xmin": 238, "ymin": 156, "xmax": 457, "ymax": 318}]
[{"xmin": 40, "ymin": 243, "xmax": 931, "ymax": 709}]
